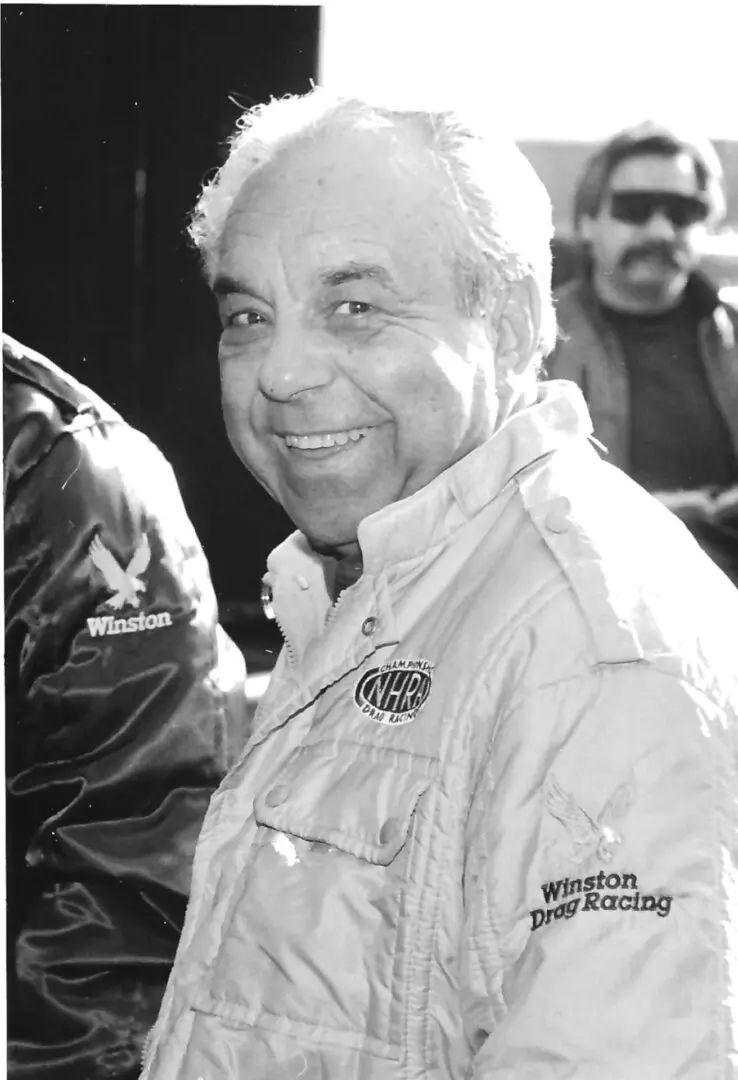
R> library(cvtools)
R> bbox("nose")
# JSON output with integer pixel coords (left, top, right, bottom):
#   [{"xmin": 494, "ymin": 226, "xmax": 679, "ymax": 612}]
[
  {"xmin": 644, "ymin": 209, "xmax": 678, "ymax": 240},
  {"xmin": 258, "ymin": 325, "xmax": 334, "ymax": 402}
]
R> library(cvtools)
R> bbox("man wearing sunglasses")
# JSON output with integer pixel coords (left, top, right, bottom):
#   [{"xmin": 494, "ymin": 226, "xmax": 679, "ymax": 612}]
[{"xmin": 548, "ymin": 122, "xmax": 738, "ymax": 503}]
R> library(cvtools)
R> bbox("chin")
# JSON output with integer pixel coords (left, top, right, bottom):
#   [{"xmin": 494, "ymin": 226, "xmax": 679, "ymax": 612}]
[
  {"xmin": 289, "ymin": 488, "xmax": 398, "ymax": 549},
  {"xmin": 306, "ymin": 535, "xmax": 358, "ymax": 558}
]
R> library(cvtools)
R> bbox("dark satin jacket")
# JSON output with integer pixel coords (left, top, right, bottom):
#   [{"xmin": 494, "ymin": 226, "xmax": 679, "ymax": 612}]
[{"xmin": 4, "ymin": 336, "xmax": 248, "ymax": 1078}]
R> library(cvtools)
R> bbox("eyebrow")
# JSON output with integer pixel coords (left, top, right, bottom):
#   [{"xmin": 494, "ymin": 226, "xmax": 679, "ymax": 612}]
[
  {"xmin": 212, "ymin": 273, "xmax": 259, "ymax": 298},
  {"xmin": 211, "ymin": 262, "xmax": 398, "ymax": 299},
  {"xmin": 319, "ymin": 262, "xmax": 396, "ymax": 289}
]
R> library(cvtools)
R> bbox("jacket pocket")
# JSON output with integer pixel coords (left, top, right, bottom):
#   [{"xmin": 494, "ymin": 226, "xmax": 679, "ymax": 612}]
[
  {"xmin": 192, "ymin": 741, "xmax": 436, "ymax": 1056},
  {"xmin": 253, "ymin": 740, "xmax": 434, "ymax": 863}
]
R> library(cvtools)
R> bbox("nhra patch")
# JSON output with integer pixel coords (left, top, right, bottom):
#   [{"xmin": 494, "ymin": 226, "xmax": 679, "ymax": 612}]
[{"xmin": 354, "ymin": 659, "xmax": 434, "ymax": 726}]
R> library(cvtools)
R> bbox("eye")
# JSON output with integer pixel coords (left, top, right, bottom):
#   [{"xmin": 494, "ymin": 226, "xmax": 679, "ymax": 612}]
[
  {"xmin": 334, "ymin": 300, "xmax": 373, "ymax": 317},
  {"xmin": 228, "ymin": 310, "xmax": 268, "ymax": 328}
]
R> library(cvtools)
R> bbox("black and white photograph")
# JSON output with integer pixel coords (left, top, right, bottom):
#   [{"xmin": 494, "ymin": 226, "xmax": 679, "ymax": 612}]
[{"xmin": 3, "ymin": 3, "xmax": 738, "ymax": 1077}]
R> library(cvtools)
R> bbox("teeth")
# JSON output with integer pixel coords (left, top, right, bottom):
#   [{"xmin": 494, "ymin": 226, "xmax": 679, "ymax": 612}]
[{"xmin": 284, "ymin": 428, "xmax": 369, "ymax": 450}]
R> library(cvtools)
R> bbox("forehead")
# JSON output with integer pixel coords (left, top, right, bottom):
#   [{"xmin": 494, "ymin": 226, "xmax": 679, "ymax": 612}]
[
  {"xmin": 217, "ymin": 124, "xmax": 458, "ymax": 291},
  {"xmin": 607, "ymin": 152, "xmax": 700, "ymax": 195}
]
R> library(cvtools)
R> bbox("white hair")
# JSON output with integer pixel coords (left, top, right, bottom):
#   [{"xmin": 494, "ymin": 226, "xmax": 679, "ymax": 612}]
[{"xmin": 189, "ymin": 88, "xmax": 556, "ymax": 357}]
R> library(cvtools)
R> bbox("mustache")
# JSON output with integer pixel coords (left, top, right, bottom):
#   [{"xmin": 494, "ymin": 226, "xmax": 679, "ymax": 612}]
[{"xmin": 620, "ymin": 242, "xmax": 684, "ymax": 269}]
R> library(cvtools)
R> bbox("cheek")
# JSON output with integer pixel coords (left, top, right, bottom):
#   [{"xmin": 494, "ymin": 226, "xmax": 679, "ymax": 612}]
[
  {"xmin": 431, "ymin": 343, "xmax": 480, "ymax": 405},
  {"xmin": 397, "ymin": 359, "xmax": 477, "ymax": 450},
  {"xmin": 383, "ymin": 358, "xmax": 465, "ymax": 430},
  {"xmin": 591, "ymin": 222, "xmax": 628, "ymax": 259},
  {"xmin": 219, "ymin": 361, "xmax": 265, "ymax": 455},
  {"xmin": 220, "ymin": 360, "xmax": 257, "ymax": 421}
]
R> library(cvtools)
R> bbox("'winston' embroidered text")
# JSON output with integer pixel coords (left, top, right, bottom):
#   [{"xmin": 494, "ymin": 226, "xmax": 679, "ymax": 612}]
[{"xmin": 87, "ymin": 612, "xmax": 173, "ymax": 637}]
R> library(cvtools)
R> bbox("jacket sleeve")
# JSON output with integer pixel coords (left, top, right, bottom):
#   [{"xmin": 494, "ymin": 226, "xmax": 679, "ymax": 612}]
[
  {"xmin": 653, "ymin": 487, "xmax": 738, "ymax": 589},
  {"xmin": 4, "ymin": 388, "xmax": 248, "ymax": 1079},
  {"xmin": 465, "ymin": 663, "xmax": 737, "ymax": 1078}
]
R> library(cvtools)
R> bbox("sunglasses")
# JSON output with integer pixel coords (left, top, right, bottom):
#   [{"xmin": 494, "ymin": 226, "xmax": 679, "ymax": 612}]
[{"xmin": 608, "ymin": 190, "xmax": 709, "ymax": 228}]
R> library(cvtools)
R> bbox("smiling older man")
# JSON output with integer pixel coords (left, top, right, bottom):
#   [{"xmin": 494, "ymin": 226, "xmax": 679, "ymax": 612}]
[{"xmin": 141, "ymin": 91, "xmax": 738, "ymax": 1079}]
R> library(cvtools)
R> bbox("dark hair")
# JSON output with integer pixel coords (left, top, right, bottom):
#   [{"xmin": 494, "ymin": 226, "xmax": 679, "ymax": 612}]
[{"xmin": 573, "ymin": 122, "xmax": 725, "ymax": 231}]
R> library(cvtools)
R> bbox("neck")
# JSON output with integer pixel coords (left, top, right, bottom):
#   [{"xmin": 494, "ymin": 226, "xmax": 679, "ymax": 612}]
[
  {"xmin": 590, "ymin": 267, "xmax": 687, "ymax": 315},
  {"xmin": 309, "ymin": 537, "xmax": 364, "ymax": 601},
  {"xmin": 332, "ymin": 551, "xmax": 364, "ymax": 600}
]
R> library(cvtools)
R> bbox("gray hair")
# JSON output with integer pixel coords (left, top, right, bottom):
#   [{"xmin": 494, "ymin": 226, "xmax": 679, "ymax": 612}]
[{"xmin": 189, "ymin": 88, "xmax": 557, "ymax": 357}]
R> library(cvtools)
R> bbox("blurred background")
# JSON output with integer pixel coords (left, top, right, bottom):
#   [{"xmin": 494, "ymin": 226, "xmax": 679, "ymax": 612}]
[{"xmin": 3, "ymin": 1, "xmax": 738, "ymax": 664}]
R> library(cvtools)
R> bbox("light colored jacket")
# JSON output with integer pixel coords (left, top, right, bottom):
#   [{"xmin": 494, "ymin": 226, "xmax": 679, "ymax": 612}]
[
  {"xmin": 548, "ymin": 274, "xmax": 738, "ymax": 472},
  {"xmin": 142, "ymin": 381, "xmax": 738, "ymax": 1079}
]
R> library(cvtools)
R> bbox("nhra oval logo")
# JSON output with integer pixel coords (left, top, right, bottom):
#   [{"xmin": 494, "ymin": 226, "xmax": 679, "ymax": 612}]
[{"xmin": 354, "ymin": 659, "xmax": 434, "ymax": 726}]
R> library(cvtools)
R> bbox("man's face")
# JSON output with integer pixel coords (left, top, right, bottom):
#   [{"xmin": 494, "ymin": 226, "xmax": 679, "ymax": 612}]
[
  {"xmin": 213, "ymin": 125, "xmax": 500, "ymax": 551},
  {"xmin": 581, "ymin": 152, "xmax": 709, "ymax": 309}
]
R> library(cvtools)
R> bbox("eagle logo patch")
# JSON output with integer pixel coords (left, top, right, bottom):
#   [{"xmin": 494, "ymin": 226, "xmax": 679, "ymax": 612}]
[{"xmin": 89, "ymin": 534, "xmax": 151, "ymax": 610}]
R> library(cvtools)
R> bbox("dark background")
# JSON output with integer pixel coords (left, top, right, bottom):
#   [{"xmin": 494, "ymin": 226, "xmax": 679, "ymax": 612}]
[{"xmin": 2, "ymin": 4, "xmax": 320, "ymax": 616}]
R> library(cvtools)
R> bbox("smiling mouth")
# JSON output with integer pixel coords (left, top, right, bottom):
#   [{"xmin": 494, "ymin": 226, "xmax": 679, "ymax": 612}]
[{"xmin": 283, "ymin": 427, "xmax": 371, "ymax": 450}]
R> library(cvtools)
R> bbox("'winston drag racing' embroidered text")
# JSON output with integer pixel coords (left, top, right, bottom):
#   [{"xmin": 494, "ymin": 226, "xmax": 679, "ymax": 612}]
[{"xmin": 530, "ymin": 870, "xmax": 672, "ymax": 931}]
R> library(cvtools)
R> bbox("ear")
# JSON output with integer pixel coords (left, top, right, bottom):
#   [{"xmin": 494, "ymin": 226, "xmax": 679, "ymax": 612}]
[{"xmin": 491, "ymin": 277, "xmax": 542, "ymax": 379}]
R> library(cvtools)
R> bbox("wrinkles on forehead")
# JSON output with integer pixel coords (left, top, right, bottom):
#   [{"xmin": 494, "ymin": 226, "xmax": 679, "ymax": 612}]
[{"xmin": 217, "ymin": 122, "xmax": 464, "ymax": 310}]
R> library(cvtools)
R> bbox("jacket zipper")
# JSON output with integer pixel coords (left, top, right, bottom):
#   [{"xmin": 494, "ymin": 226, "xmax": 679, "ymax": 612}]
[
  {"xmin": 261, "ymin": 580, "xmax": 297, "ymax": 667},
  {"xmin": 272, "ymin": 606, "xmax": 298, "ymax": 667},
  {"xmin": 324, "ymin": 581, "xmax": 353, "ymax": 629}
]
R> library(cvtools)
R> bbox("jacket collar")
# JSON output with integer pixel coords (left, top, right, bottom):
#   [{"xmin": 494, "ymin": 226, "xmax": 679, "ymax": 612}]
[{"xmin": 264, "ymin": 380, "xmax": 593, "ymax": 593}]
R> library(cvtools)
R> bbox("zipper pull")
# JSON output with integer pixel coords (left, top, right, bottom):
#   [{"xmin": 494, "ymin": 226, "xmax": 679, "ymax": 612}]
[{"xmin": 261, "ymin": 580, "xmax": 276, "ymax": 621}]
